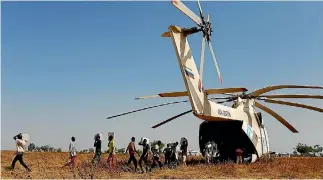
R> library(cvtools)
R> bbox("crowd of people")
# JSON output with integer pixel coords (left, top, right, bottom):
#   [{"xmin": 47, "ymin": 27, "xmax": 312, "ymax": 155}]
[
  {"xmin": 10, "ymin": 133, "xmax": 189, "ymax": 173},
  {"xmin": 64, "ymin": 135, "xmax": 189, "ymax": 173},
  {"xmin": 10, "ymin": 133, "xmax": 245, "ymax": 173}
]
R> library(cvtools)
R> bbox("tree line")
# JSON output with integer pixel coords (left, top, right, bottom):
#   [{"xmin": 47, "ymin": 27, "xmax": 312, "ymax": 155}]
[
  {"xmin": 27, "ymin": 143, "xmax": 62, "ymax": 152},
  {"xmin": 293, "ymin": 143, "xmax": 323, "ymax": 156}
]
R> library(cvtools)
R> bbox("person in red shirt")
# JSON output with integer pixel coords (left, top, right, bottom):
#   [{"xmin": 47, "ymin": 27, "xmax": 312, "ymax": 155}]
[
  {"xmin": 125, "ymin": 137, "xmax": 140, "ymax": 171},
  {"xmin": 236, "ymin": 148, "xmax": 243, "ymax": 164}
]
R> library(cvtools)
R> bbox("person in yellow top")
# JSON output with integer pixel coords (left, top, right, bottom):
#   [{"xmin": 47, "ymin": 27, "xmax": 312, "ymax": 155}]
[{"xmin": 107, "ymin": 135, "xmax": 116, "ymax": 168}]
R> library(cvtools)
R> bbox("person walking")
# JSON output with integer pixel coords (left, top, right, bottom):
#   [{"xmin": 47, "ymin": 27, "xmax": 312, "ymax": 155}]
[
  {"xmin": 64, "ymin": 136, "xmax": 77, "ymax": 167},
  {"xmin": 107, "ymin": 135, "xmax": 116, "ymax": 168},
  {"xmin": 203, "ymin": 142, "xmax": 212, "ymax": 164},
  {"xmin": 151, "ymin": 140, "xmax": 162, "ymax": 169},
  {"xmin": 125, "ymin": 137, "xmax": 140, "ymax": 171},
  {"xmin": 11, "ymin": 133, "xmax": 31, "ymax": 172},
  {"xmin": 236, "ymin": 148, "xmax": 243, "ymax": 164},
  {"xmin": 163, "ymin": 144, "xmax": 171, "ymax": 166},
  {"xmin": 92, "ymin": 133, "xmax": 102, "ymax": 164},
  {"xmin": 180, "ymin": 138, "xmax": 188, "ymax": 166},
  {"xmin": 138, "ymin": 139, "xmax": 151, "ymax": 173}
]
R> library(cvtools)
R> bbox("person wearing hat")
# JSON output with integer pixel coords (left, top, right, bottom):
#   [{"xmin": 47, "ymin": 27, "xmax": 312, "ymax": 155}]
[
  {"xmin": 92, "ymin": 133, "xmax": 102, "ymax": 164},
  {"xmin": 125, "ymin": 137, "xmax": 140, "ymax": 171},
  {"xmin": 11, "ymin": 133, "xmax": 31, "ymax": 172}
]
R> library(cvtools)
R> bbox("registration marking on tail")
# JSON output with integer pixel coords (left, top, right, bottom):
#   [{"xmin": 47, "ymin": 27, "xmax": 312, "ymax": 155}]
[{"xmin": 184, "ymin": 66, "xmax": 195, "ymax": 79}]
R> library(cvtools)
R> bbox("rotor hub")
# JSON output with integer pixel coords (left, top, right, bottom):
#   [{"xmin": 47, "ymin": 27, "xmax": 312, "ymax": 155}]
[{"xmin": 201, "ymin": 21, "xmax": 212, "ymax": 41}]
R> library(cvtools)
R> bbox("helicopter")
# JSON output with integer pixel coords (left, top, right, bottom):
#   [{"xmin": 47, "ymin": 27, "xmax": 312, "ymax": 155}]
[{"xmin": 107, "ymin": 0, "xmax": 323, "ymax": 163}]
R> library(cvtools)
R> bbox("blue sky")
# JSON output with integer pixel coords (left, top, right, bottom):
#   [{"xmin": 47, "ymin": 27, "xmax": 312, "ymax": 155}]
[{"xmin": 2, "ymin": 1, "xmax": 323, "ymax": 153}]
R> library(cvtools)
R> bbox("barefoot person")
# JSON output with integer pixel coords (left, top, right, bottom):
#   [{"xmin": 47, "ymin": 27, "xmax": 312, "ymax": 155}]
[{"xmin": 11, "ymin": 133, "xmax": 31, "ymax": 172}]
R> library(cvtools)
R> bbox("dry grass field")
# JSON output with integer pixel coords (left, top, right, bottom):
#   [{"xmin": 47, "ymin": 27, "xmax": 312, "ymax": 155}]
[{"xmin": 1, "ymin": 150, "xmax": 323, "ymax": 179}]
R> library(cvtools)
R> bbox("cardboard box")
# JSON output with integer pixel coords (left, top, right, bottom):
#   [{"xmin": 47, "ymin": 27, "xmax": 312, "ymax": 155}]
[
  {"xmin": 140, "ymin": 137, "xmax": 149, "ymax": 144},
  {"xmin": 94, "ymin": 133, "xmax": 103, "ymax": 140},
  {"xmin": 180, "ymin": 137, "xmax": 187, "ymax": 145},
  {"xmin": 108, "ymin": 132, "xmax": 115, "ymax": 140},
  {"xmin": 22, "ymin": 134, "xmax": 30, "ymax": 142}
]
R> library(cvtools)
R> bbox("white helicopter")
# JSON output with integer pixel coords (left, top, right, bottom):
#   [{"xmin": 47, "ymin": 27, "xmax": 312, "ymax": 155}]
[{"xmin": 107, "ymin": 0, "xmax": 323, "ymax": 163}]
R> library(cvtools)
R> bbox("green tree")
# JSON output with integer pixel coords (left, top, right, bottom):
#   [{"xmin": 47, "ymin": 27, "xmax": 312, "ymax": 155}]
[
  {"xmin": 117, "ymin": 148, "xmax": 125, "ymax": 154},
  {"xmin": 294, "ymin": 143, "xmax": 313, "ymax": 156},
  {"xmin": 81, "ymin": 149, "xmax": 88, "ymax": 153},
  {"xmin": 89, "ymin": 148, "xmax": 94, "ymax": 153},
  {"xmin": 35, "ymin": 146, "xmax": 42, "ymax": 152},
  {"xmin": 312, "ymin": 145, "xmax": 323, "ymax": 156},
  {"xmin": 41, "ymin": 145, "xmax": 51, "ymax": 152},
  {"xmin": 57, "ymin": 148, "xmax": 62, "ymax": 152},
  {"xmin": 28, "ymin": 143, "xmax": 36, "ymax": 152},
  {"xmin": 150, "ymin": 140, "xmax": 165, "ymax": 153}
]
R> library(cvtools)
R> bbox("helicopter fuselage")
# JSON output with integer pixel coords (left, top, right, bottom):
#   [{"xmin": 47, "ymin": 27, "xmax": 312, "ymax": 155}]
[{"xmin": 166, "ymin": 25, "xmax": 270, "ymax": 162}]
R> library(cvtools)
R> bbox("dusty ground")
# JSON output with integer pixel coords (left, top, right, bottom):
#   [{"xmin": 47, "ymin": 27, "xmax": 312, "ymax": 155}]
[{"xmin": 1, "ymin": 150, "xmax": 323, "ymax": 179}]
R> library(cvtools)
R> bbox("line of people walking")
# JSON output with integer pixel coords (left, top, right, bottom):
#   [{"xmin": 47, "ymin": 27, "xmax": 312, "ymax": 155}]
[
  {"xmin": 10, "ymin": 132, "xmax": 188, "ymax": 173},
  {"xmin": 124, "ymin": 137, "xmax": 189, "ymax": 173}
]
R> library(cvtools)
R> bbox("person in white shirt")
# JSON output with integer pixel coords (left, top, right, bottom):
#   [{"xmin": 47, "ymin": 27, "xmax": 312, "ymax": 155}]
[
  {"xmin": 203, "ymin": 142, "xmax": 212, "ymax": 164},
  {"xmin": 151, "ymin": 141, "xmax": 162, "ymax": 169},
  {"xmin": 64, "ymin": 136, "xmax": 77, "ymax": 167},
  {"xmin": 11, "ymin": 133, "xmax": 31, "ymax": 172}
]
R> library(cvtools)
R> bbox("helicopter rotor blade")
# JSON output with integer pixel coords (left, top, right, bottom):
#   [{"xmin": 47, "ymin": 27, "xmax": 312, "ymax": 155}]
[
  {"xmin": 199, "ymin": 36, "xmax": 206, "ymax": 82},
  {"xmin": 254, "ymin": 101, "xmax": 298, "ymax": 133},
  {"xmin": 152, "ymin": 110, "xmax": 192, "ymax": 128},
  {"xmin": 259, "ymin": 94, "xmax": 323, "ymax": 100},
  {"xmin": 197, "ymin": 0, "xmax": 205, "ymax": 24},
  {"xmin": 249, "ymin": 85, "xmax": 323, "ymax": 96},
  {"xmin": 262, "ymin": 99, "xmax": 323, "ymax": 113},
  {"xmin": 208, "ymin": 40, "xmax": 223, "ymax": 84},
  {"xmin": 209, "ymin": 97, "xmax": 232, "ymax": 100},
  {"xmin": 106, "ymin": 100, "xmax": 189, "ymax": 119},
  {"xmin": 171, "ymin": 0, "xmax": 202, "ymax": 25}
]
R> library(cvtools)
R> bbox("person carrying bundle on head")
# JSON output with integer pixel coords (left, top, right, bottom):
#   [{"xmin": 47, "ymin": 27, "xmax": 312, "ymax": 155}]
[
  {"xmin": 107, "ymin": 135, "xmax": 116, "ymax": 168},
  {"xmin": 138, "ymin": 138, "xmax": 151, "ymax": 173},
  {"xmin": 151, "ymin": 140, "xmax": 163, "ymax": 169},
  {"xmin": 11, "ymin": 133, "xmax": 31, "ymax": 172},
  {"xmin": 92, "ymin": 133, "xmax": 102, "ymax": 164},
  {"xmin": 125, "ymin": 137, "xmax": 140, "ymax": 171},
  {"xmin": 64, "ymin": 136, "xmax": 77, "ymax": 167}
]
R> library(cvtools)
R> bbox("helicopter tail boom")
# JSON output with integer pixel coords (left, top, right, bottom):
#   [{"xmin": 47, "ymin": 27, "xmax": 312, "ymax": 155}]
[{"xmin": 168, "ymin": 25, "xmax": 206, "ymax": 114}]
